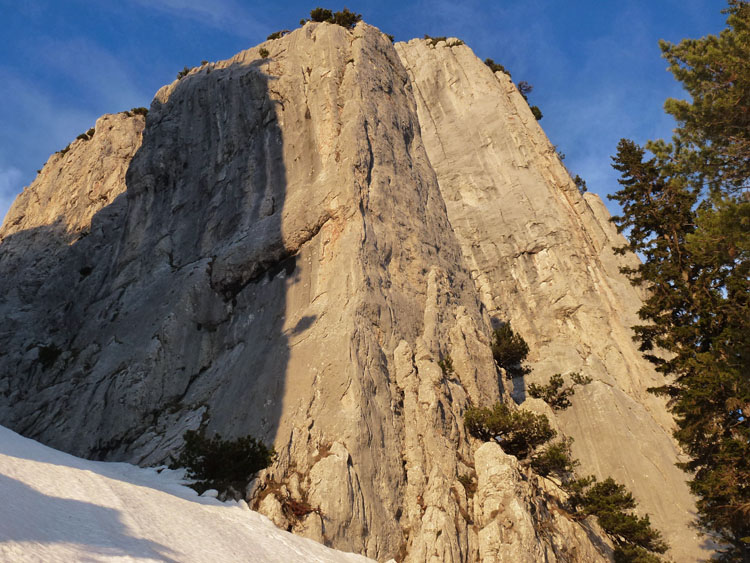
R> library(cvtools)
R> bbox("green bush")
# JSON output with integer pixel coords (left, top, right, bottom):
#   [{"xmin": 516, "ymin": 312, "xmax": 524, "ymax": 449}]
[
  {"xmin": 464, "ymin": 402, "xmax": 556, "ymax": 458},
  {"xmin": 491, "ymin": 322, "xmax": 530, "ymax": 378},
  {"xmin": 267, "ymin": 30, "xmax": 290, "ymax": 40},
  {"xmin": 485, "ymin": 58, "xmax": 511, "ymax": 77},
  {"xmin": 566, "ymin": 476, "xmax": 668, "ymax": 560},
  {"xmin": 304, "ymin": 8, "xmax": 361, "ymax": 29},
  {"xmin": 309, "ymin": 7, "xmax": 333, "ymax": 21},
  {"xmin": 332, "ymin": 8, "xmax": 361, "ymax": 28},
  {"xmin": 514, "ymin": 81, "xmax": 543, "ymax": 120},
  {"xmin": 530, "ymin": 437, "xmax": 578, "ymax": 478},
  {"xmin": 171, "ymin": 430, "xmax": 276, "ymax": 496},
  {"xmin": 259, "ymin": 47, "xmax": 269, "ymax": 59},
  {"xmin": 176, "ymin": 66, "xmax": 191, "ymax": 80},
  {"xmin": 517, "ymin": 81, "xmax": 533, "ymax": 98},
  {"xmin": 76, "ymin": 127, "xmax": 95, "ymax": 142},
  {"xmin": 424, "ymin": 34, "xmax": 447, "ymax": 47},
  {"xmin": 438, "ymin": 355, "xmax": 454, "ymax": 376},
  {"xmin": 130, "ymin": 107, "xmax": 148, "ymax": 116},
  {"xmin": 527, "ymin": 372, "xmax": 592, "ymax": 410}
]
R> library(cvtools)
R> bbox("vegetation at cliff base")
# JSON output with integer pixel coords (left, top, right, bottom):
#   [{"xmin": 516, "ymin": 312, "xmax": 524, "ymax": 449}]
[
  {"xmin": 609, "ymin": 1, "xmax": 749, "ymax": 558},
  {"xmin": 171, "ymin": 430, "xmax": 276, "ymax": 497}
]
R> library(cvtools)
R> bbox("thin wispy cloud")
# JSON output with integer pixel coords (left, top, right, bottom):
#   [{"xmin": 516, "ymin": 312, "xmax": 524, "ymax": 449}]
[
  {"xmin": 0, "ymin": 166, "xmax": 23, "ymax": 224},
  {"xmin": 36, "ymin": 38, "xmax": 149, "ymax": 114},
  {"xmin": 0, "ymin": 68, "xmax": 98, "ymax": 220},
  {"xmin": 127, "ymin": 0, "xmax": 265, "ymax": 37}
]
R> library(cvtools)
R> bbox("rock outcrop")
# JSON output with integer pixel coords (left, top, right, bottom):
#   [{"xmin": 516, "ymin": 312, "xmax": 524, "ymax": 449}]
[
  {"xmin": 0, "ymin": 22, "xmax": 699, "ymax": 562},
  {"xmin": 396, "ymin": 37, "xmax": 703, "ymax": 561}
]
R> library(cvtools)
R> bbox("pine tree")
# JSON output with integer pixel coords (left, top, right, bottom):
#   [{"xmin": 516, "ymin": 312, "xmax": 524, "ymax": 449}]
[{"xmin": 609, "ymin": 2, "xmax": 750, "ymax": 559}]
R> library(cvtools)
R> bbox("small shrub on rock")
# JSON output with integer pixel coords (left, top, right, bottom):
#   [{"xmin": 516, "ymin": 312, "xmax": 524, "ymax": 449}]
[
  {"xmin": 309, "ymin": 7, "xmax": 333, "ymax": 22},
  {"xmin": 491, "ymin": 322, "xmax": 530, "ymax": 378},
  {"xmin": 171, "ymin": 430, "xmax": 276, "ymax": 497},
  {"xmin": 332, "ymin": 8, "xmax": 361, "ymax": 28},
  {"xmin": 267, "ymin": 30, "xmax": 290, "ymax": 40},
  {"xmin": 530, "ymin": 105, "xmax": 543, "ymax": 120},
  {"xmin": 259, "ymin": 47, "xmax": 269, "ymax": 59},
  {"xmin": 527, "ymin": 372, "xmax": 592, "ymax": 410},
  {"xmin": 530, "ymin": 437, "xmax": 578, "ymax": 478},
  {"xmin": 485, "ymin": 58, "xmax": 511, "ymax": 77},
  {"xmin": 438, "ymin": 354, "xmax": 454, "ymax": 376},
  {"xmin": 303, "ymin": 8, "xmax": 361, "ymax": 29},
  {"xmin": 424, "ymin": 34, "xmax": 446, "ymax": 47},
  {"xmin": 76, "ymin": 127, "xmax": 95, "ymax": 142},
  {"xmin": 464, "ymin": 402, "xmax": 556, "ymax": 458},
  {"xmin": 566, "ymin": 476, "xmax": 668, "ymax": 561},
  {"xmin": 176, "ymin": 66, "xmax": 191, "ymax": 80}
]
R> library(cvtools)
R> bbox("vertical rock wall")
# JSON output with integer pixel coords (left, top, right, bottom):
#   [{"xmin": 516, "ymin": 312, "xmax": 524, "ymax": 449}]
[
  {"xmin": 0, "ymin": 22, "xmax": 688, "ymax": 562},
  {"xmin": 396, "ymin": 38, "xmax": 703, "ymax": 561}
]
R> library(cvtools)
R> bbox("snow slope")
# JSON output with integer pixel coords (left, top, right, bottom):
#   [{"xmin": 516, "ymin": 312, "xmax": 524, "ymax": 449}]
[{"xmin": 0, "ymin": 425, "xmax": 374, "ymax": 562}]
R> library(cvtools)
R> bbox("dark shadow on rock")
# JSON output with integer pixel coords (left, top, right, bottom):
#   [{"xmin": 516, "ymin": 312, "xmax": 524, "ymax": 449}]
[
  {"xmin": 0, "ymin": 474, "xmax": 178, "ymax": 561},
  {"xmin": 510, "ymin": 375, "xmax": 526, "ymax": 404},
  {"xmin": 0, "ymin": 56, "xmax": 293, "ymax": 478},
  {"xmin": 291, "ymin": 315, "xmax": 317, "ymax": 335}
]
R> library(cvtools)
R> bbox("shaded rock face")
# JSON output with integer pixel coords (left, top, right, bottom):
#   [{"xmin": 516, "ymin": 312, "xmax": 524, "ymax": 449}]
[
  {"xmin": 0, "ymin": 23, "xmax": 694, "ymax": 562},
  {"xmin": 396, "ymin": 38, "xmax": 703, "ymax": 561}
]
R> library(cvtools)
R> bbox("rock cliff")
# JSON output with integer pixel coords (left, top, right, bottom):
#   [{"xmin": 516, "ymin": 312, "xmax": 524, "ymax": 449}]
[
  {"xmin": 396, "ymin": 38, "xmax": 703, "ymax": 561},
  {"xmin": 0, "ymin": 22, "xmax": 699, "ymax": 562}
]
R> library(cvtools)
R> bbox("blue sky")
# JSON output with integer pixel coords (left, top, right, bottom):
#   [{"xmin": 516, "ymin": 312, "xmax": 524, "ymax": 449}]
[{"xmin": 0, "ymin": 1, "xmax": 728, "ymax": 223}]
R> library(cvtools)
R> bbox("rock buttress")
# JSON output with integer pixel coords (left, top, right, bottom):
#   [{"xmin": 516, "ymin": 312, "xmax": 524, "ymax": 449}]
[{"xmin": 396, "ymin": 37, "xmax": 703, "ymax": 561}]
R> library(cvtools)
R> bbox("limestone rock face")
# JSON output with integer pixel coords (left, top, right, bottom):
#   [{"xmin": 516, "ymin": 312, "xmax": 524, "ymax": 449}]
[
  {"xmin": 473, "ymin": 442, "xmax": 611, "ymax": 563},
  {"xmin": 396, "ymin": 38, "xmax": 703, "ymax": 561},
  {"xmin": 0, "ymin": 23, "xmax": 696, "ymax": 562}
]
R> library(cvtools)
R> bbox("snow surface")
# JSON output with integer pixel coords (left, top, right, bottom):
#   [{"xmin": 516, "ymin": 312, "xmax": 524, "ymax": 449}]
[{"xmin": 0, "ymin": 425, "xmax": 374, "ymax": 562}]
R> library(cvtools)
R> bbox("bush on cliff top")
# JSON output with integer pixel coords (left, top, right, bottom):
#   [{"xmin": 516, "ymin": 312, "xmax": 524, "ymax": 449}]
[{"xmin": 302, "ymin": 7, "xmax": 362, "ymax": 29}]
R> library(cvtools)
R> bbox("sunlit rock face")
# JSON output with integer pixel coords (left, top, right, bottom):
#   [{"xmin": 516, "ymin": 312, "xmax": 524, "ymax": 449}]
[
  {"xmin": 396, "ymin": 37, "xmax": 703, "ymax": 561},
  {"xmin": 0, "ymin": 22, "xmax": 699, "ymax": 562}
]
